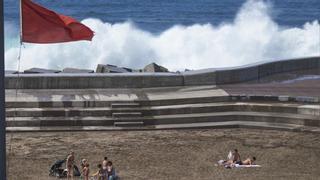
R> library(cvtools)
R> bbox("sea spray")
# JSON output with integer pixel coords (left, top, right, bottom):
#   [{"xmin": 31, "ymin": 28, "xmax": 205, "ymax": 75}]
[{"xmin": 4, "ymin": 0, "xmax": 320, "ymax": 71}]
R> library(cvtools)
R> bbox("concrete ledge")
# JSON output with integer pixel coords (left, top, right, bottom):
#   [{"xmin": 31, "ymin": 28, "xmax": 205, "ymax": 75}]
[
  {"xmin": 5, "ymin": 73, "xmax": 184, "ymax": 89},
  {"xmin": 5, "ymin": 94, "xmax": 320, "ymax": 109},
  {"xmin": 6, "ymin": 111, "xmax": 320, "ymax": 128},
  {"xmin": 5, "ymin": 56, "xmax": 320, "ymax": 89},
  {"xmin": 6, "ymin": 102, "xmax": 320, "ymax": 117},
  {"xmin": 183, "ymin": 56, "xmax": 320, "ymax": 85},
  {"xmin": 6, "ymin": 122, "xmax": 320, "ymax": 133}
]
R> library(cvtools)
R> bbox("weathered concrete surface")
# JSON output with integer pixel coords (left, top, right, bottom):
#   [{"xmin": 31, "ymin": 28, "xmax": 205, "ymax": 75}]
[
  {"xmin": 5, "ymin": 85, "xmax": 228, "ymax": 104},
  {"xmin": 5, "ymin": 56, "xmax": 320, "ymax": 89},
  {"xmin": 5, "ymin": 73, "xmax": 183, "ymax": 89},
  {"xmin": 5, "ymin": 58, "xmax": 320, "ymax": 132},
  {"xmin": 220, "ymin": 77, "xmax": 320, "ymax": 98},
  {"xmin": 184, "ymin": 56, "xmax": 320, "ymax": 85},
  {"xmin": 182, "ymin": 69, "xmax": 217, "ymax": 86},
  {"xmin": 6, "ymin": 102, "xmax": 320, "ymax": 117},
  {"xmin": 6, "ymin": 76, "xmax": 320, "ymax": 106},
  {"xmin": 5, "ymin": 79, "xmax": 320, "ymax": 132}
]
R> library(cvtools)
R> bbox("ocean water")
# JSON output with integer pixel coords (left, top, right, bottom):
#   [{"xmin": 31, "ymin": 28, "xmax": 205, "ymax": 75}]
[{"xmin": 4, "ymin": 0, "xmax": 320, "ymax": 71}]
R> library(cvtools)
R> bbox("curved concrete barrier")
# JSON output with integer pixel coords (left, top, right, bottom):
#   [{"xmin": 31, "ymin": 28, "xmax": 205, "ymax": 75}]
[
  {"xmin": 184, "ymin": 56, "xmax": 320, "ymax": 85},
  {"xmin": 5, "ymin": 56, "xmax": 320, "ymax": 89}
]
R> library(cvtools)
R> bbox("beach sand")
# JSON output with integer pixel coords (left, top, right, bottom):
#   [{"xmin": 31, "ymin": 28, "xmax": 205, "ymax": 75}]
[{"xmin": 6, "ymin": 129, "xmax": 320, "ymax": 180}]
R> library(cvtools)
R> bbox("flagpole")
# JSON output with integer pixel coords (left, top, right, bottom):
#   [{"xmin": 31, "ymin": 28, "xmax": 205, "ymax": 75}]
[
  {"xmin": 0, "ymin": 0, "xmax": 6, "ymax": 179},
  {"xmin": 19, "ymin": 0, "xmax": 22, "ymax": 44}
]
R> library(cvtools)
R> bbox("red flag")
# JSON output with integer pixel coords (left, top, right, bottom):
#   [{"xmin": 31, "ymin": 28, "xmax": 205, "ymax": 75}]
[{"xmin": 21, "ymin": 0, "xmax": 94, "ymax": 43}]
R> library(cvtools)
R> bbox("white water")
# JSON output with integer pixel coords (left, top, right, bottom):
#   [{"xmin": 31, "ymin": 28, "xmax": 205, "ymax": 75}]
[{"xmin": 4, "ymin": 0, "xmax": 320, "ymax": 71}]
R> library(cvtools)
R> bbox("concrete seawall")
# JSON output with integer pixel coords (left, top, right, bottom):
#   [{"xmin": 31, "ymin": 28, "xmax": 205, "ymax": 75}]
[{"xmin": 5, "ymin": 56, "xmax": 320, "ymax": 89}]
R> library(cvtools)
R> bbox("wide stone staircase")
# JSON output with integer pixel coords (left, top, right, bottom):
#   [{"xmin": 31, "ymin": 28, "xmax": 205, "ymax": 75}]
[
  {"xmin": 5, "ymin": 94, "xmax": 320, "ymax": 132},
  {"xmin": 111, "ymin": 102, "xmax": 144, "ymax": 127}
]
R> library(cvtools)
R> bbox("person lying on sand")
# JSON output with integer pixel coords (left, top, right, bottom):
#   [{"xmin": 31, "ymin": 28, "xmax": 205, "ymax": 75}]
[{"xmin": 242, "ymin": 157, "xmax": 256, "ymax": 165}]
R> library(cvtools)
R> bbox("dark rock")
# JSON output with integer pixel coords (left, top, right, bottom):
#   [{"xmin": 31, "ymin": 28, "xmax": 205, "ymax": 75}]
[
  {"xmin": 143, "ymin": 63, "xmax": 168, "ymax": 73},
  {"xmin": 24, "ymin": 68, "xmax": 61, "ymax": 74},
  {"xmin": 96, "ymin": 64, "xmax": 131, "ymax": 73},
  {"xmin": 62, "ymin": 68, "xmax": 94, "ymax": 73},
  {"xmin": 5, "ymin": 70, "xmax": 19, "ymax": 74}
]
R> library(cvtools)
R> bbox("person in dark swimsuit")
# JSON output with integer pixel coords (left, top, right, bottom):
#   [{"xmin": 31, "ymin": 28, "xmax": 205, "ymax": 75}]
[{"xmin": 233, "ymin": 149, "xmax": 242, "ymax": 164}]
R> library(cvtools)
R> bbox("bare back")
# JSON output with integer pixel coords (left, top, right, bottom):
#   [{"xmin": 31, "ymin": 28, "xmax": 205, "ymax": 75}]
[
  {"xmin": 66, "ymin": 155, "xmax": 75, "ymax": 167},
  {"xmin": 233, "ymin": 152, "xmax": 241, "ymax": 162},
  {"xmin": 242, "ymin": 158, "xmax": 252, "ymax": 165},
  {"xmin": 102, "ymin": 160, "xmax": 108, "ymax": 169}
]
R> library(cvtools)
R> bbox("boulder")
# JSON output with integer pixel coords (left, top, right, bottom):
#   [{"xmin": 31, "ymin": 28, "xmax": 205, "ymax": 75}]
[
  {"xmin": 143, "ymin": 63, "xmax": 168, "ymax": 73},
  {"xmin": 62, "ymin": 68, "xmax": 94, "ymax": 73},
  {"xmin": 5, "ymin": 70, "xmax": 19, "ymax": 74},
  {"xmin": 96, "ymin": 64, "xmax": 132, "ymax": 73},
  {"xmin": 24, "ymin": 68, "xmax": 61, "ymax": 74}
]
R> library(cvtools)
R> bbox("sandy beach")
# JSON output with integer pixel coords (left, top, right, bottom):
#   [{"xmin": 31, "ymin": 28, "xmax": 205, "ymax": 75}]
[{"xmin": 5, "ymin": 128, "xmax": 320, "ymax": 180}]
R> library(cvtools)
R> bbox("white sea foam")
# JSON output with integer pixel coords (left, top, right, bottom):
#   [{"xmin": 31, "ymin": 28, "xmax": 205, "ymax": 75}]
[{"xmin": 4, "ymin": 0, "xmax": 320, "ymax": 71}]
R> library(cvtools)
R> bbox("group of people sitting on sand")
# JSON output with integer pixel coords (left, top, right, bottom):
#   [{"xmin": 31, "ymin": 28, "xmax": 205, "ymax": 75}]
[
  {"xmin": 66, "ymin": 151, "xmax": 118, "ymax": 180},
  {"xmin": 219, "ymin": 149, "xmax": 257, "ymax": 168}
]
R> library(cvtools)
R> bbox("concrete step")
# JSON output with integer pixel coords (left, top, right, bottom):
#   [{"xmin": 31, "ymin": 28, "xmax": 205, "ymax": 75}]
[
  {"xmin": 5, "ymin": 95, "xmax": 236, "ymax": 108},
  {"xmin": 5, "ymin": 100, "xmax": 137, "ymax": 108},
  {"xmin": 6, "ymin": 107, "xmax": 112, "ymax": 117},
  {"xmin": 6, "ymin": 121, "xmax": 320, "ymax": 133},
  {"xmin": 6, "ymin": 102, "xmax": 320, "ymax": 117},
  {"xmin": 6, "ymin": 94, "xmax": 319, "ymax": 108},
  {"xmin": 111, "ymin": 103, "xmax": 140, "ymax": 108},
  {"xmin": 6, "ymin": 111, "xmax": 320, "ymax": 127},
  {"xmin": 6, "ymin": 116, "xmax": 114, "ymax": 127},
  {"xmin": 112, "ymin": 112, "xmax": 142, "ymax": 118},
  {"xmin": 154, "ymin": 121, "xmax": 320, "ymax": 133},
  {"xmin": 145, "ymin": 103, "xmax": 320, "ymax": 116},
  {"xmin": 114, "ymin": 121, "xmax": 144, "ymax": 127},
  {"xmin": 147, "ymin": 111, "xmax": 320, "ymax": 127}
]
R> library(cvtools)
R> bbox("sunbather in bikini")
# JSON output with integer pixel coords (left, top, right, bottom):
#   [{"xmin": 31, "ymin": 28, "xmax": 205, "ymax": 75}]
[{"xmin": 242, "ymin": 157, "xmax": 256, "ymax": 165}]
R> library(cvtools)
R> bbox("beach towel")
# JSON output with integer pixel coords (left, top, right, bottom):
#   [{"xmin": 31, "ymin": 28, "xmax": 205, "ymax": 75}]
[
  {"xmin": 235, "ymin": 164, "xmax": 261, "ymax": 168},
  {"xmin": 216, "ymin": 160, "xmax": 261, "ymax": 168}
]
